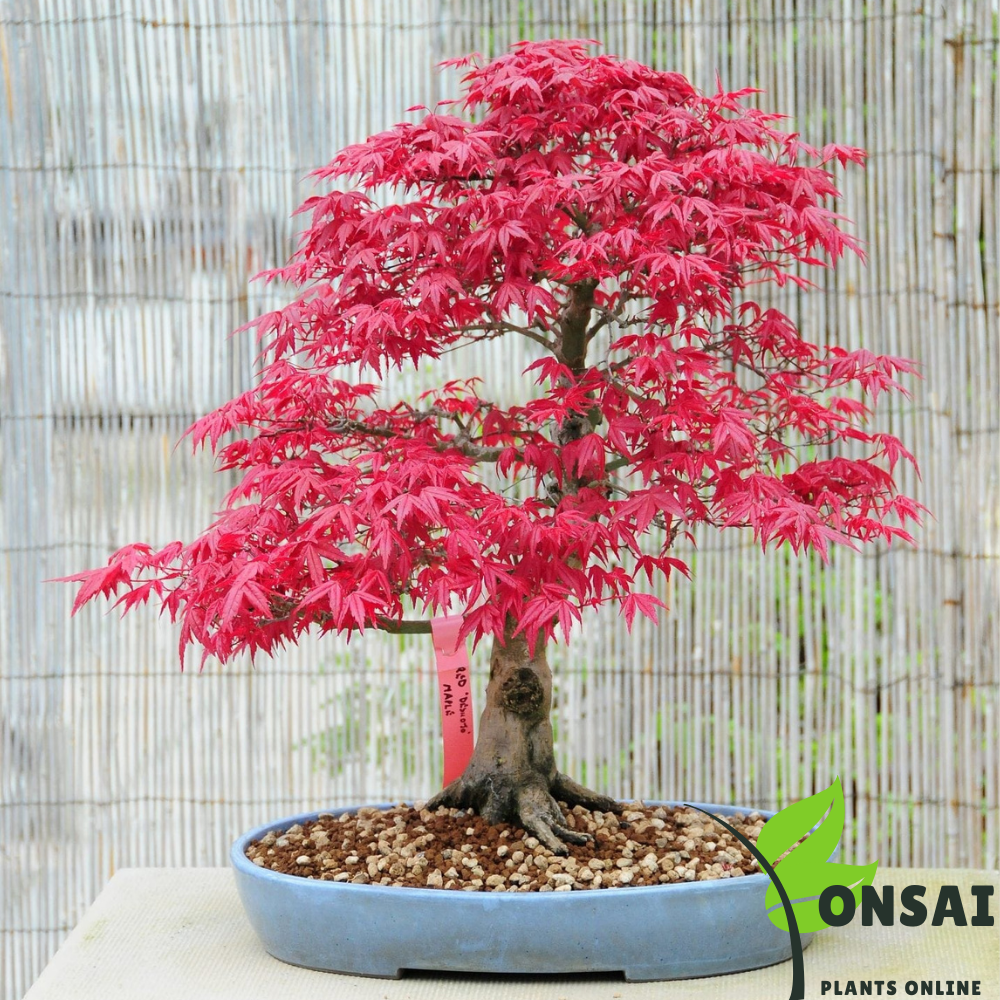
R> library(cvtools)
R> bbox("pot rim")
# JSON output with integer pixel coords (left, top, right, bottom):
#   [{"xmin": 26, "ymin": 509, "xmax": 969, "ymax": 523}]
[{"xmin": 230, "ymin": 799, "xmax": 777, "ymax": 900}]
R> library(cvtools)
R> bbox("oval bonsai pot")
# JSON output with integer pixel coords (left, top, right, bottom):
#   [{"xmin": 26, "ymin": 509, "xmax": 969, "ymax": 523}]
[{"xmin": 231, "ymin": 800, "xmax": 821, "ymax": 982}]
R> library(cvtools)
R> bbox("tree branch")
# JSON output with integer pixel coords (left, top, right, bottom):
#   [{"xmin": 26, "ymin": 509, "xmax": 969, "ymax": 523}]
[
  {"xmin": 585, "ymin": 290, "xmax": 632, "ymax": 344},
  {"xmin": 498, "ymin": 321, "xmax": 558, "ymax": 352},
  {"xmin": 451, "ymin": 320, "xmax": 558, "ymax": 353},
  {"xmin": 327, "ymin": 416, "xmax": 510, "ymax": 465},
  {"xmin": 264, "ymin": 597, "xmax": 436, "ymax": 635},
  {"xmin": 374, "ymin": 617, "xmax": 433, "ymax": 634}
]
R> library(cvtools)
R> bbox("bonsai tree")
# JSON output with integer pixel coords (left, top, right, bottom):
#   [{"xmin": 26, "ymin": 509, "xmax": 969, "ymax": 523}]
[{"xmin": 63, "ymin": 40, "xmax": 919, "ymax": 853}]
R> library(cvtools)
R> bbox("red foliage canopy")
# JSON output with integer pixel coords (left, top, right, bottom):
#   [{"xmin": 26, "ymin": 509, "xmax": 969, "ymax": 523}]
[{"xmin": 62, "ymin": 40, "xmax": 920, "ymax": 665}]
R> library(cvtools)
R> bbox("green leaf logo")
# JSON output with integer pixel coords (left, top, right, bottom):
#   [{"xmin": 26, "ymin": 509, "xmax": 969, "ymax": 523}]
[{"xmin": 758, "ymin": 776, "xmax": 878, "ymax": 932}]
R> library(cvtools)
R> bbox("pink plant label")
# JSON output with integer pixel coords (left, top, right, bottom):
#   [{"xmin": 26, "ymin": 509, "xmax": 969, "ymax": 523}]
[{"xmin": 431, "ymin": 615, "xmax": 474, "ymax": 786}]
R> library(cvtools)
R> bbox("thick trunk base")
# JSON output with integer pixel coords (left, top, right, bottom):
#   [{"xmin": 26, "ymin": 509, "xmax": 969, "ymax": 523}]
[{"xmin": 426, "ymin": 625, "xmax": 619, "ymax": 853}]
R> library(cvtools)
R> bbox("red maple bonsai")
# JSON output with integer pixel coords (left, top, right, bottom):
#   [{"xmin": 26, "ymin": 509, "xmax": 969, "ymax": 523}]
[{"xmin": 63, "ymin": 40, "xmax": 919, "ymax": 852}]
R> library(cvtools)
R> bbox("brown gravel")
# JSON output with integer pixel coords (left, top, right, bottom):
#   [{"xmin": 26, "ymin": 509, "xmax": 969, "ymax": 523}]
[{"xmin": 244, "ymin": 801, "xmax": 769, "ymax": 891}]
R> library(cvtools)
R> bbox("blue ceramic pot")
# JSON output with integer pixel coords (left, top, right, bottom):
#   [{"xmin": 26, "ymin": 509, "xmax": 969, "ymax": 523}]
[{"xmin": 231, "ymin": 800, "xmax": 819, "ymax": 981}]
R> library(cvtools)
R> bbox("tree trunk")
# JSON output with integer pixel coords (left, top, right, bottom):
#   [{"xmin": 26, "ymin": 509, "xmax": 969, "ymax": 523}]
[{"xmin": 425, "ymin": 620, "xmax": 619, "ymax": 853}]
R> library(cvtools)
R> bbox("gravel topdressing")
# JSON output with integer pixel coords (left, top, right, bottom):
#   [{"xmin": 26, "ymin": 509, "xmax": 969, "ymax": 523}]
[{"xmin": 244, "ymin": 802, "xmax": 767, "ymax": 891}]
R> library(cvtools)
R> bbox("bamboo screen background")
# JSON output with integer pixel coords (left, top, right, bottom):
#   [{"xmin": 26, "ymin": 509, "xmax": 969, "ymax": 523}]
[{"xmin": 1, "ymin": 2, "xmax": 996, "ymax": 997}]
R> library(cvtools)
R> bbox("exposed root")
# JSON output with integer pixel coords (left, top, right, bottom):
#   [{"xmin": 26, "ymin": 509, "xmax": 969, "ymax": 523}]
[
  {"xmin": 424, "ymin": 777, "xmax": 466, "ymax": 813},
  {"xmin": 551, "ymin": 771, "xmax": 619, "ymax": 814},
  {"xmin": 426, "ymin": 770, "xmax": 619, "ymax": 855},
  {"xmin": 515, "ymin": 784, "xmax": 591, "ymax": 853}
]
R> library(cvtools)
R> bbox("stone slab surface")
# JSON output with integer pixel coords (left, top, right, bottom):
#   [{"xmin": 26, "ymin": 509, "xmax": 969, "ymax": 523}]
[{"xmin": 22, "ymin": 867, "xmax": 999, "ymax": 1000}]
